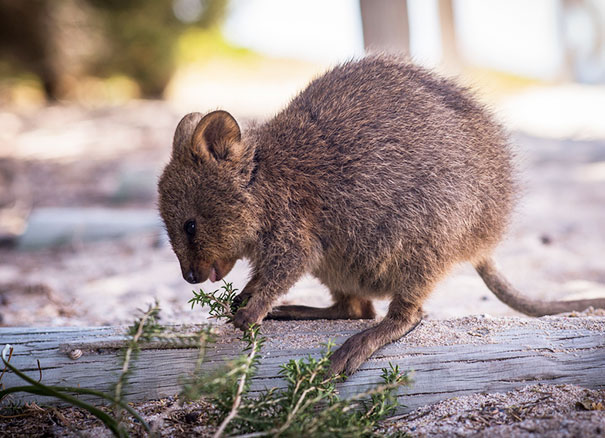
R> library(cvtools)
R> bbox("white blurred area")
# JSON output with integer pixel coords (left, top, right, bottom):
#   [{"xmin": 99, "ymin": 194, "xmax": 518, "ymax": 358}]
[
  {"xmin": 169, "ymin": 0, "xmax": 605, "ymax": 139},
  {"xmin": 454, "ymin": 0, "xmax": 564, "ymax": 80},
  {"xmin": 223, "ymin": 0, "xmax": 605, "ymax": 81},
  {"xmin": 223, "ymin": 0, "xmax": 365, "ymax": 63}
]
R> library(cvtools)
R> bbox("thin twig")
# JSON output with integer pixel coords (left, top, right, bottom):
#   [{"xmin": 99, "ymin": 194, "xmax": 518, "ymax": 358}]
[
  {"xmin": 212, "ymin": 331, "xmax": 261, "ymax": 438},
  {"xmin": 0, "ymin": 345, "xmax": 14, "ymax": 386},
  {"xmin": 193, "ymin": 330, "xmax": 210, "ymax": 376},
  {"xmin": 115, "ymin": 307, "xmax": 154, "ymax": 404}
]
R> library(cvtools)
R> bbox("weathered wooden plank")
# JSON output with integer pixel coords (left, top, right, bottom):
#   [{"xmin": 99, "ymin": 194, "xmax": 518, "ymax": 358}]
[{"xmin": 1, "ymin": 316, "xmax": 604, "ymax": 413}]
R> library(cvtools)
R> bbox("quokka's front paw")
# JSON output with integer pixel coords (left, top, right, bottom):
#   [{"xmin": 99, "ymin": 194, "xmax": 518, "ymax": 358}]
[
  {"xmin": 231, "ymin": 291, "xmax": 252, "ymax": 312},
  {"xmin": 232, "ymin": 307, "xmax": 263, "ymax": 331}
]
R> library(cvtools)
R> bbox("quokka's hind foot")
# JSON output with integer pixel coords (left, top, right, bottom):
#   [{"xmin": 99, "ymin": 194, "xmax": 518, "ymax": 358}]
[
  {"xmin": 266, "ymin": 296, "xmax": 376, "ymax": 321},
  {"xmin": 329, "ymin": 304, "xmax": 423, "ymax": 376}
]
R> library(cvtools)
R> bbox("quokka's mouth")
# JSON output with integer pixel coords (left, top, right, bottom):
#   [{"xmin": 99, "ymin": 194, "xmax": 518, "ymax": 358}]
[
  {"xmin": 204, "ymin": 258, "xmax": 237, "ymax": 283},
  {"xmin": 209, "ymin": 264, "xmax": 219, "ymax": 282}
]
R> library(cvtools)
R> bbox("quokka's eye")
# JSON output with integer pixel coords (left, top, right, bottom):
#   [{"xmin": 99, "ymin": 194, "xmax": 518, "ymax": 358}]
[{"xmin": 184, "ymin": 219, "xmax": 196, "ymax": 238}]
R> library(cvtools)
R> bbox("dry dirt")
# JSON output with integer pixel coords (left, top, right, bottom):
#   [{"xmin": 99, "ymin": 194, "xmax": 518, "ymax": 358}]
[
  {"xmin": 0, "ymin": 101, "xmax": 604, "ymax": 437},
  {"xmin": 1, "ymin": 384, "xmax": 604, "ymax": 437},
  {"xmin": 383, "ymin": 384, "xmax": 605, "ymax": 438}
]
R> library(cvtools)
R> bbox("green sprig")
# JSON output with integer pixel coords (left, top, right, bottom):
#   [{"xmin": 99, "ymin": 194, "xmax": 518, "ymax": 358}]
[
  {"xmin": 186, "ymin": 282, "xmax": 411, "ymax": 438},
  {"xmin": 189, "ymin": 281, "xmax": 240, "ymax": 321}
]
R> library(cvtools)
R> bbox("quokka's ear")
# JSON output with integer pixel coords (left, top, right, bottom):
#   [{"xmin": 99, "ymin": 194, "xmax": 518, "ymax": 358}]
[
  {"xmin": 172, "ymin": 111, "xmax": 242, "ymax": 163},
  {"xmin": 191, "ymin": 110, "xmax": 242, "ymax": 162},
  {"xmin": 172, "ymin": 112, "xmax": 204, "ymax": 158}
]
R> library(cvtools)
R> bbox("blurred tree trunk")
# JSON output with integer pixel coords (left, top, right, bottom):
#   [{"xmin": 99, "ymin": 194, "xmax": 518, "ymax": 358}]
[
  {"xmin": 561, "ymin": 0, "xmax": 605, "ymax": 83},
  {"xmin": 438, "ymin": 0, "xmax": 462, "ymax": 73},
  {"xmin": 360, "ymin": 0, "xmax": 410, "ymax": 54},
  {"xmin": 0, "ymin": 0, "xmax": 60, "ymax": 99}
]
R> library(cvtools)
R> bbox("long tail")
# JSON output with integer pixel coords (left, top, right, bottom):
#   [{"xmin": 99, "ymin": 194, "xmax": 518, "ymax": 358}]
[{"xmin": 474, "ymin": 257, "xmax": 605, "ymax": 317}]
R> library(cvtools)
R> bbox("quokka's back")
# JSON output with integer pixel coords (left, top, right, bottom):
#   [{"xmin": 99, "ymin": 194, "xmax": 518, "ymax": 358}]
[{"xmin": 252, "ymin": 56, "xmax": 516, "ymax": 272}]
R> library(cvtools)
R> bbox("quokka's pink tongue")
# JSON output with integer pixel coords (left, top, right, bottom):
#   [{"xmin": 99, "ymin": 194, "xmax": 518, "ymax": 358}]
[{"xmin": 209, "ymin": 267, "xmax": 217, "ymax": 282}]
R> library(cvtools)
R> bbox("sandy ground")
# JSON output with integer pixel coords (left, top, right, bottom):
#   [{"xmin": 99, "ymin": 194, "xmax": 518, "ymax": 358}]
[
  {"xmin": 0, "ymin": 384, "xmax": 603, "ymax": 437},
  {"xmin": 0, "ymin": 101, "xmax": 604, "ymax": 436},
  {"xmin": 384, "ymin": 384, "xmax": 605, "ymax": 438}
]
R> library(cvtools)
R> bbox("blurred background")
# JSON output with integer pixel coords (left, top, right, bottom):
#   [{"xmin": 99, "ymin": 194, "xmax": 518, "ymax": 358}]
[{"xmin": 0, "ymin": 0, "xmax": 604, "ymax": 327}]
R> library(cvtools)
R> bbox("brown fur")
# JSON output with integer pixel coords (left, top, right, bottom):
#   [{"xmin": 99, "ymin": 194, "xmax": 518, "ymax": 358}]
[{"xmin": 158, "ymin": 56, "xmax": 605, "ymax": 375}]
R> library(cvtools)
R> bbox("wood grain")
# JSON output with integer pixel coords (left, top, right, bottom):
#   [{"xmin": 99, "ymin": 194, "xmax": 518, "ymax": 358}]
[{"xmin": 1, "ymin": 316, "xmax": 604, "ymax": 413}]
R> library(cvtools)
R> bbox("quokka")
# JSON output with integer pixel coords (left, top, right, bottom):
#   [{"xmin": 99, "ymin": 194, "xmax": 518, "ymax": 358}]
[{"xmin": 158, "ymin": 56, "xmax": 605, "ymax": 374}]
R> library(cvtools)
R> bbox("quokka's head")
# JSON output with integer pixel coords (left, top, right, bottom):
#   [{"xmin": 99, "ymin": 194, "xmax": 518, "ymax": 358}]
[{"xmin": 158, "ymin": 110, "xmax": 258, "ymax": 284}]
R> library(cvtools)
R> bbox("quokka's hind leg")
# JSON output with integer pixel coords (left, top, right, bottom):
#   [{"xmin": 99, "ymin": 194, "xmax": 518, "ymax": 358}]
[
  {"xmin": 265, "ymin": 292, "xmax": 376, "ymax": 321},
  {"xmin": 329, "ymin": 295, "xmax": 424, "ymax": 375}
]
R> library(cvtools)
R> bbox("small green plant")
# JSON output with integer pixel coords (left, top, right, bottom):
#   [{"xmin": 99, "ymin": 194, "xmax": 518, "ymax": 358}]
[
  {"xmin": 187, "ymin": 283, "xmax": 411, "ymax": 437},
  {"xmin": 0, "ymin": 303, "xmax": 165, "ymax": 437},
  {"xmin": 189, "ymin": 280, "xmax": 241, "ymax": 321}
]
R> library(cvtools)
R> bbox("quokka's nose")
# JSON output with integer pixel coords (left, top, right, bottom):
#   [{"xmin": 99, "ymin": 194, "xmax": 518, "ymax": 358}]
[{"xmin": 184, "ymin": 270, "xmax": 198, "ymax": 284}]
